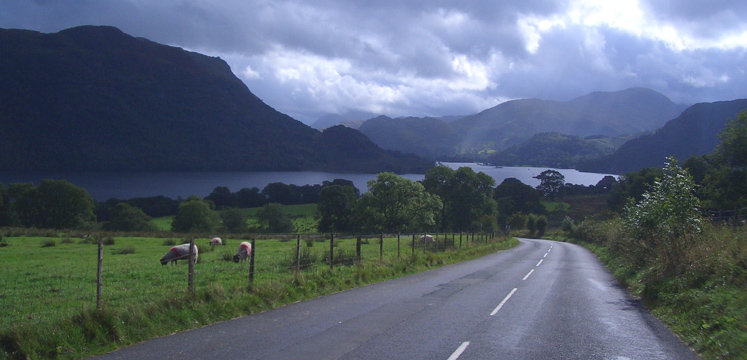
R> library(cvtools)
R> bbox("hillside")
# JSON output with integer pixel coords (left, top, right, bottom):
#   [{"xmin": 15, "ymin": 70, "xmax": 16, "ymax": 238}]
[
  {"xmin": 486, "ymin": 132, "xmax": 625, "ymax": 168},
  {"xmin": 357, "ymin": 116, "xmax": 462, "ymax": 158},
  {"xmin": 578, "ymin": 99, "xmax": 747, "ymax": 174},
  {"xmin": 0, "ymin": 26, "xmax": 432, "ymax": 173},
  {"xmin": 450, "ymin": 88, "xmax": 685, "ymax": 153}
]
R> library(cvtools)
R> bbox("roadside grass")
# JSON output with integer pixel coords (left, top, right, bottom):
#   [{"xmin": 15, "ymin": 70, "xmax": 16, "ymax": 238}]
[
  {"xmin": 554, "ymin": 222, "xmax": 747, "ymax": 360},
  {"xmin": 0, "ymin": 234, "xmax": 517, "ymax": 359}
]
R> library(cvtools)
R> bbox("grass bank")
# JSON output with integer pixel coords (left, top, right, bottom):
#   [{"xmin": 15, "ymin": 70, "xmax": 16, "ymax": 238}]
[
  {"xmin": 553, "ymin": 220, "xmax": 747, "ymax": 360},
  {"xmin": 0, "ymin": 235, "xmax": 517, "ymax": 359}
]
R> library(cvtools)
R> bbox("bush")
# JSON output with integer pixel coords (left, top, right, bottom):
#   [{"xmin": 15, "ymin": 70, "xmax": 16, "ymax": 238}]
[
  {"xmin": 41, "ymin": 239, "xmax": 56, "ymax": 247},
  {"xmin": 111, "ymin": 246, "xmax": 135, "ymax": 255},
  {"xmin": 162, "ymin": 239, "xmax": 177, "ymax": 246},
  {"xmin": 101, "ymin": 237, "xmax": 115, "ymax": 246},
  {"xmin": 536, "ymin": 216, "xmax": 548, "ymax": 236}
]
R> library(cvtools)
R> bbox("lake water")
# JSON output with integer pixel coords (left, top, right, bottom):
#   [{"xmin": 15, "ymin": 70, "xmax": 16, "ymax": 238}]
[{"xmin": 0, "ymin": 163, "xmax": 617, "ymax": 202}]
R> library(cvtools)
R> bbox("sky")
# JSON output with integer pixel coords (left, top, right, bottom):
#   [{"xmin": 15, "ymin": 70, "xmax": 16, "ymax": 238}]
[{"xmin": 2, "ymin": 0, "xmax": 746, "ymax": 125}]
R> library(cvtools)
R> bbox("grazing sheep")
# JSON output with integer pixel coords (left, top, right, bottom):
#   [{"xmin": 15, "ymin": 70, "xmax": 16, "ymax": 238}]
[
  {"xmin": 420, "ymin": 235, "xmax": 435, "ymax": 243},
  {"xmin": 160, "ymin": 243, "xmax": 198, "ymax": 265},
  {"xmin": 233, "ymin": 241, "xmax": 252, "ymax": 263},
  {"xmin": 209, "ymin": 237, "xmax": 222, "ymax": 245}
]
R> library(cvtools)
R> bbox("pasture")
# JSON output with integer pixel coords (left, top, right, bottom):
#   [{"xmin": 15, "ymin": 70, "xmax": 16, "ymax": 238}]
[{"xmin": 0, "ymin": 232, "xmax": 484, "ymax": 330}]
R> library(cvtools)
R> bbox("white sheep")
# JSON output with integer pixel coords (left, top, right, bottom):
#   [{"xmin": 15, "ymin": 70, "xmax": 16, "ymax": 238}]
[
  {"xmin": 233, "ymin": 241, "xmax": 252, "ymax": 263},
  {"xmin": 160, "ymin": 243, "xmax": 198, "ymax": 265},
  {"xmin": 209, "ymin": 237, "xmax": 222, "ymax": 245},
  {"xmin": 420, "ymin": 235, "xmax": 435, "ymax": 243}
]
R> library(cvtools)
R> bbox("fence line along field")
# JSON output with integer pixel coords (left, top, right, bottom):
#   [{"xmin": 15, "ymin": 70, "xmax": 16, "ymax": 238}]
[{"xmin": 0, "ymin": 232, "xmax": 493, "ymax": 330}]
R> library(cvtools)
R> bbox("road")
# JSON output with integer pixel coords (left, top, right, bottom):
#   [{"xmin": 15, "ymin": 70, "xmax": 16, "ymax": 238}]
[{"xmin": 91, "ymin": 239, "xmax": 699, "ymax": 360}]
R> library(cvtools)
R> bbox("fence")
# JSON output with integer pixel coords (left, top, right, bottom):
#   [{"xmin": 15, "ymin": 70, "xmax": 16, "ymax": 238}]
[
  {"xmin": 0, "ymin": 231, "xmax": 497, "ymax": 330},
  {"xmin": 706, "ymin": 207, "xmax": 747, "ymax": 226}
]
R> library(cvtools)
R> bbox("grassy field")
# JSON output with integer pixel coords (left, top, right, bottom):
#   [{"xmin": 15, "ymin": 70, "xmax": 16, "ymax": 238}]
[{"xmin": 0, "ymin": 231, "xmax": 512, "ymax": 359}]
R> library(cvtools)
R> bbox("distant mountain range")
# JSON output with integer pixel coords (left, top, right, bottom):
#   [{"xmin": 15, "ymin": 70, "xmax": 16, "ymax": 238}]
[
  {"xmin": 0, "ymin": 26, "xmax": 432, "ymax": 173},
  {"xmin": 578, "ymin": 99, "xmax": 747, "ymax": 174},
  {"xmin": 340, "ymin": 88, "xmax": 686, "ymax": 160}
]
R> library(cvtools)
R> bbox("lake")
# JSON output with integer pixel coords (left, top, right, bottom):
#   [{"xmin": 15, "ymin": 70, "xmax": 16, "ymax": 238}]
[{"xmin": 0, "ymin": 163, "xmax": 617, "ymax": 202}]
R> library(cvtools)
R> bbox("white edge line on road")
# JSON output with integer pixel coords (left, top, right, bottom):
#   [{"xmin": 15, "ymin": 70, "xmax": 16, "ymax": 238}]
[
  {"xmin": 536, "ymin": 259, "xmax": 543, "ymax": 267},
  {"xmin": 522, "ymin": 269, "xmax": 534, "ymax": 281},
  {"xmin": 490, "ymin": 288, "xmax": 518, "ymax": 316},
  {"xmin": 543, "ymin": 252, "xmax": 548, "ymax": 258},
  {"xmin": 447, "ymin": 341, "xmax": 471, "ymax": 360}
]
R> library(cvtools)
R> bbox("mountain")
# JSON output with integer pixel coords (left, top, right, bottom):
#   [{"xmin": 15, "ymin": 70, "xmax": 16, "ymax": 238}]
[
  {"xmin": 310, "ymin": 110, "xmax": 377, "ymax": 130},
  {"xmin": 0, "ymin": 26, "xmax": 433, "ymax": 173},
  {"xmin": 357, "ymin": 116, "xmax": 462, "ymax": 158},
  {"xmin": 450, "ymin": 87, "xmax": 685, "ymax": 153},
  {"xmin": 578, "ymin": 99, "xmax": 747, "ymax": 174},
  {"xmin": 486, "ymin": 132, "xmax": 624, "ymax": 168}
]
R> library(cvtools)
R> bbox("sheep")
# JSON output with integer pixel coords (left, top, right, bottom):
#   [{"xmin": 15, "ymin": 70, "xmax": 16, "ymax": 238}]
[
  {"xmin": 420, "ymin": 235, "xmax": 435, "ymax": 243},
  {"xmin": 233, "ymin": 241, "xmax": 252, "ymax": 263},
  {"xmin": 209, "ymin": 237, "xmax": 222, "ymax": 245},
  {"xmin": 160, "ymin": 243, "xmax": 198, "ymax": 265}
]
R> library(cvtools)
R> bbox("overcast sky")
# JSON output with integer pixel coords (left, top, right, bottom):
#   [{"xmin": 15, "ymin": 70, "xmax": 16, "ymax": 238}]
[{"xmin": 2, "ymin": 0, "xmax": 746, "ymax": 124}]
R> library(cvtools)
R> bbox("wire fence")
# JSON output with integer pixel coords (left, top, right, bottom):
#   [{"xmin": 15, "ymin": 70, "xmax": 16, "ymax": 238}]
[{"xmin": 0, "ymin": 231, "xmax": 497, "ymax": 330}]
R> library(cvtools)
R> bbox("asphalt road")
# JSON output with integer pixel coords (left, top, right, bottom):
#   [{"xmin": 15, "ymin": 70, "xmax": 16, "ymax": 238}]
[{"xmin": 90, "ymin": 239, "xmax": 700, "ymax": 360}]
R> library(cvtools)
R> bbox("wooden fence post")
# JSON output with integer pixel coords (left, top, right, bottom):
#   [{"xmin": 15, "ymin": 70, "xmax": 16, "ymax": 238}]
[
  {"xmin": 249, "ymin": 238, "xmax": 256, "ymax": 282},
  {"xmin": 411, "ymin": 234, "xmax": 415, "ymax": 257},
  {"xmin": 97, "ymin": 239, "xmax": 103, "ymax": 309},
  {"xmin": 188, "ymin": 237, "xmax": 195, "ymax": 294},
  {"xmin": 397, "ymin": 232, "xmax": 400, "ymax": 259},
  {"xmin": 380, "ymin": 234, "xmax": 384, "ymax": 262},
  {"xmin": 459, "ymin": 232, "xmax": 462, "ymax": 248},
  {"xmin": 295, "ymin": 235, "xmax": 301, "ymax": 274},
  {"xmin": 329, "ymin": 234, "xmax": 334, "ymax": 269},
  {"xmin": 356, "ymin": 235, "xmax": 362, "ymax": 262}
]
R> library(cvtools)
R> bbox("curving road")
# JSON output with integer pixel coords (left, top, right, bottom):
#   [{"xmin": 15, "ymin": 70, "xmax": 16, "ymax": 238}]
[{"xmin": 91, "ymin": 239, "xmax": 700, "ymax": 360}]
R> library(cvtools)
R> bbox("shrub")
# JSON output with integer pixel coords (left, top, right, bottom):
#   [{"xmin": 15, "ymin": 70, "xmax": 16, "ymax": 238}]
[
  {"xmin": 162, "ymin": 239, "xmax": 177, "ymax": 246},
  {"xmin": 111, "ymin": 246, "xmax": 135, "ymax": 255},
  {"xmin": 620, "ymin": 158, "xmax": 702, "ymax": 273},
  {"xmin": 61, "ymin": 237, "xmax": 74, "ymax": 244},
  {"xmin": 536, "ymin": 216, "xmax": 548, "ymax": 236},
  {"xmin": 41, "ymin": 239, "xmax": 56, "ymax": 247},
  {"xmin": 101, "ymin": 237, "xmax": 115, "ymax": 246}
]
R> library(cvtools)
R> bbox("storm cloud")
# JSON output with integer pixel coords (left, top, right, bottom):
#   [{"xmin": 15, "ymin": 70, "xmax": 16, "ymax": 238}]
[{"xmin": 2, "ymin": 0, "xmax": 746, "ymax": 123}]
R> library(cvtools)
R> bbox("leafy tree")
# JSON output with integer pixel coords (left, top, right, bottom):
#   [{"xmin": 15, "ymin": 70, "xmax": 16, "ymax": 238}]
[
  {"xmin": 493, "ymin": 178, "xmax": 544, "ymax": 224},
  {"xmin": 171, "ymin": 196, "xmax": 220, "ymax": 233},
  {"xmin": 317, "ymin": 185, "xmax": 358, "ymax": 232},
  {"xmin": 508, "ymin": 212, "xmax": 527, "ymax": 231},
  {"xmin": 257, "ymin": 203, "xmax": 294, "ymax": 233},
  {"xmin": 262, "ymin": 182, "xmax": 302, "ymax": 205},
  {"xmin": 700, "ymin": 111, "xmax": 747, "ymax": 209},
  {"xmin": 594, "ymin": 175, "xmax": 617, "ymax": 192},
  {"xmin": 351, "ymin": 172, "xmax": 441, "ymax": 233},
  {"xmin": 423, "ymin": 165, "xmax": 496, "ymax": 231},
  {"xmin": 621, "ymin": 158, "xmax": 701, "ymax": 273},
  {"xmin": 535, "ymin": 215, "xmax": 548, "ymax": 236},
  {"xmin": 0, "ymin": 184, "xmax": 16, "ymax": 227},
  {"xmin": 205, "ymin": 186, "xmax": 236, "ymax": 209},
  {"xmin": 534, "ymin": 170, "xmax": 565, "ymax": 200},
  {"xmin": 322, "ymin": 179, "xmax": 360, "ymax": 197},
  {"xmin": 102, "ymin": 203, "xmax": 156, "ymax": 232},
  {"xmin": 221, "ymin": 208, "xmax": 248, "ymax": 233},
  {"xmin": 12, "ymin": 180, "xmax": 96, "ymax": 229},
  {"xmin": 526, "ymin": 214, "xmax": 537, "ymax": 235},
  {"xmin": 236, "ymin": 187, "xmax": 266, "ymax": 208},
  {"xmin": 607, "ymin": 167, "xmax": 664, "ymax": 211}
]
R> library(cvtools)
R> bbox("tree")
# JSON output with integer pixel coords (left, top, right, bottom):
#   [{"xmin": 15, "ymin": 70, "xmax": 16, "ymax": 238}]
[
  {"xmin": 535, "ymin": 215, "xmax": 548, "ymax": 236},
  {"xmin": 205, "ymin": 186, "xmax": 236, "ymax": 209},
  {"xmin": 423, "ymin": 165, "xmax": 496, "ymax": 231},
  {"xmin": 622, "ymin": 158, "xmax": 702, "ymax": 273},
  {"xmin": 236, "ymin": 187, "xmax": 266, "ymax": 208},
  {"xmin": 12, "ymin": 180, "xmax": 96, "ymax": 229},
  {"xmin": 317, "ymin": 185, "xmax": 358, "ymax": 232},
  {"xmin": 171, "ymin": 196, "xmax": 221, "ymax": 233},
  {"xmin": 102, "ymin": 203, "xmax": 156, "ymax": 232},
  {"xmin": 351, "ymin": 172, "xmax": 441, "ymax": 233},
  {"xmin": 221, "ymin": 208, "xmax": 248, "ymax": 233},
  {"xmin": 257, "ymin": 203, "xmax": 294, "ymax": 233},
  {"xmin": 0, "ymin": 183, "xmax": 16, "ymax": 227},
  {"xmin": 534, "ymin": 170, "xmax": 565, "ymax": 200},
  {"xmin": 262, "ymin": 182, "xmax": 302, "ymax": 205},
  {"xmin": 700, "ymin": 111, "xmax": 747, "ymax": 209},
  {"xmin": 493, "ymin": 178, "xmax": 544, "ymax": 224}
]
